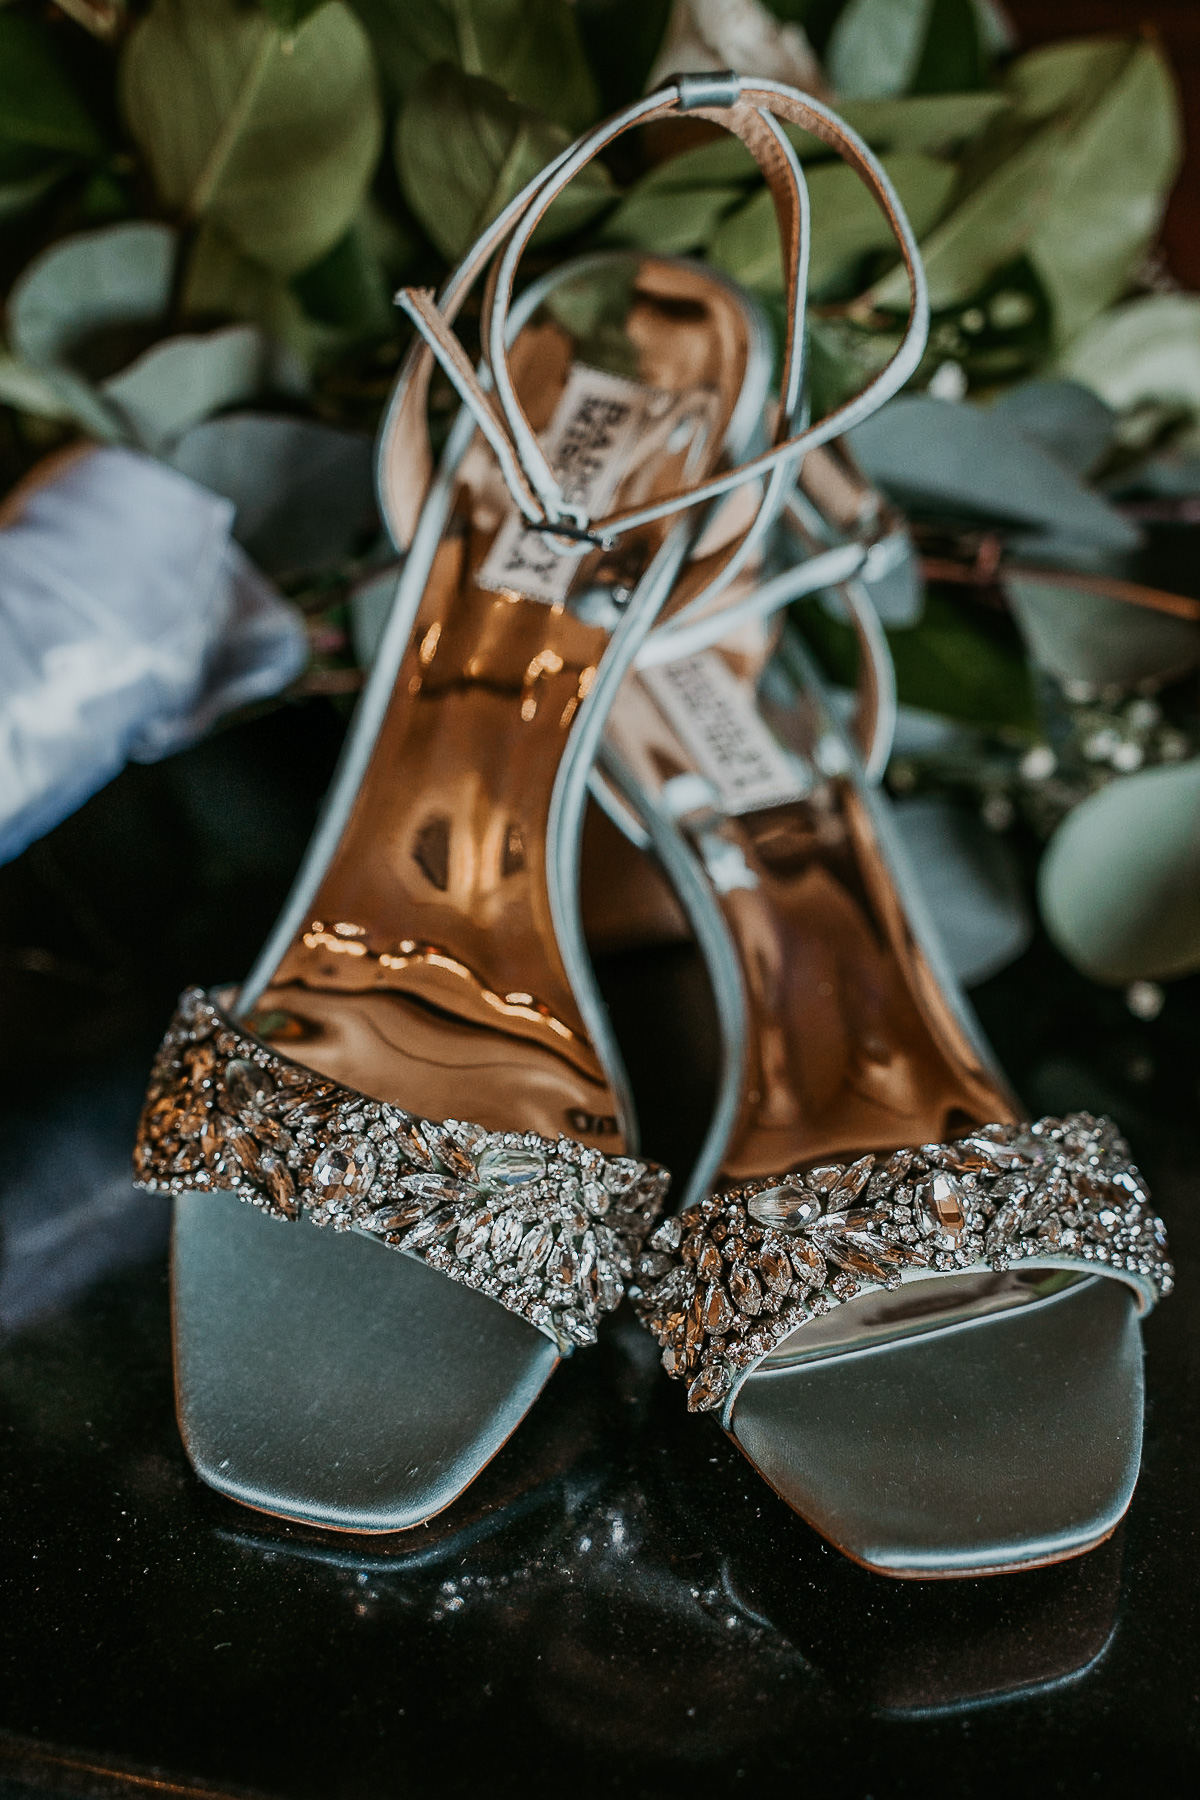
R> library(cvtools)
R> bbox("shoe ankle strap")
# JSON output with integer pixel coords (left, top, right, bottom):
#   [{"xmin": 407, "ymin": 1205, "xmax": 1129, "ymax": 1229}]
[{"xmin": 382, "ymin": 73, "xmax": 928, "ymax": 553}]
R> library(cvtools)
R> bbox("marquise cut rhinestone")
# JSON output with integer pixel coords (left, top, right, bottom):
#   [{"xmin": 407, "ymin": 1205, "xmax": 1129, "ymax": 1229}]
[{"xmin": 131, "ymin": 988, "xmax": 670, "ymax": 1351}]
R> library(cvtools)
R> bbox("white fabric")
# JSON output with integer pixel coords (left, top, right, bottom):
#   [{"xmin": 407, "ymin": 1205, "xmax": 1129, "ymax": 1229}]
[{"xmin": 0, "ymin": 446, "xmax": 306, "ymax": 865}]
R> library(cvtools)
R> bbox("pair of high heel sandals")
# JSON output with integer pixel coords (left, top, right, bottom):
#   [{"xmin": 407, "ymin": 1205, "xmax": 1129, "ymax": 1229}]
[{"xmin": 135, "ymin": 75, "xmax": 1173, "ymax": 1579}]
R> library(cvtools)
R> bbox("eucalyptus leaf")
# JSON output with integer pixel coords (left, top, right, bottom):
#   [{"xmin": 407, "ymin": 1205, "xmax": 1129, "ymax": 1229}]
[
  {"xmin": 1004, "ymin": 573, "xmax": 1200, "ymax": 690},
  {"xmin": 1025, "ymin": 41, "xmax": 1181, "ymax": 346},
  {"xmin": 827, "ymin": 0, "xmax": 934, "ymax": 100},
  {"xmin": 0, "ymin": 157, "xmax": 73, "ymax": 225},
  {"xmin": 838, "ymin": 92, "xmax": 1008, "ymax": 154},
  {"xmin": 0, "ymin": 351, "xmax": 121, "ymax": 437},
  {"xmin": 1059, "ymin": 295, "xmax": 1200, "ymax": 417},
  {"xmin": 7, "ymin": 221, "xmax": 174, "ymax": 368},
  {"xmin": 120, "ymin": 0, "xmax": 382, "ymax": 277},
  {"xmin": 350, "ymin": 0, "xmax": 598, "ymax": 132},
  {"xmin": 1005, "ymin": 37, "xmax": 1131, "ymax": 125},
  {"xmin": 0, "ymin": 13, "xmax": 106, "ymax": 157},
  {"xmin": 893, "ymin": 795, "xmax": 1031, "ymax": 987},
  {"xmin": 170, "ymin": 413, "xmax": 375, "ymax": 579},
  {"xmin": 1039, "ymin": 759, "xmax": 1200, "ymax": 983},
  {"xmin": 396, "ymin": 65, "xmax": 612, "ymax": 262},
  {"xmin": 101, "ymin": 324, "xmax": 306, "ymax": 455},
  {"xmin": 711, "ymin": 151, "xmax": 956, "ymax": 297},
  {"xmin": 990, "ymin": 378, "xmax": 1116, "ymax": 477},
  {"xmin": 849, "ymin": 396, "xmax": 1138, "ymax": 552}
]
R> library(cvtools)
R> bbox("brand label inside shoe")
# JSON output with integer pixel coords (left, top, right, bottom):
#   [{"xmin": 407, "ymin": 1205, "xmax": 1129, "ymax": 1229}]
[
  {"xmin": 477, "ymin": 365, "xmax": 673, "ymax": 607},
  {"xmin": 641, "ymin": 651, "xmax": 811, "ymax": 816}
]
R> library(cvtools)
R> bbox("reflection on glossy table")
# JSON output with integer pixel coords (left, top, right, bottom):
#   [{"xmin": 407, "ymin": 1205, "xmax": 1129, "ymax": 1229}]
[{"xmin": 0, "ymin": 700, "xmax": 1195, "ymax": 1799}]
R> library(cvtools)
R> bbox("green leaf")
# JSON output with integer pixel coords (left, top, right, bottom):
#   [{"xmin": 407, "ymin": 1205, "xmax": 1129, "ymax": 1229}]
[
  {"xmin": 909, "ymin": 0, "xmax": 988, "ymax": 96},
  {"xmin": 351, "ymin": 0, "xmax": 598, "ymax": 132},
  {"xmin": 7, "ymin": 221, "xmax": 174, "ymax": 368},
  {"xmin": 826, "ymin": 0, "xmax": 934, "ymax": 100},
  {"xmin": 1025, "ymin": 41, "xmax": 1182, "ymax": 346},
  {"xmin": 181, "ymin": 221, "xmax": 324, "ymax": 360},
  {"xmin": 0, "ymin": 349, "xmax": 112, "ymax": 435},
  {"xmin": 259, "ymin": 1, "xmax": 328, "ymax": 25},
  {"xmin": 838, "ymin": 92, "xmax": 1009, "ymax": 154},
  {"xmin": 291, "ymin": 217, "xmax": 396, "ymax": 337},
  {"xmin": 170, "ymin": 412, "xmax": 375, "ymax": 578},
  {"xmin": 0, "ymin": 13, "xmax": 106, "ymax": 157},
  {"xmin": 396, "ymin": 64, "xmax": 612, "ymax": 262},
  {"xmin": 872, "ymin": 125, "xmax": 1056, "ymax": 311},
  {"xmin": 1059, "ymin": 294, "xmax": 1200, "ymax": 417},
  {"xmin": 119, "ymin": 0, "xmax": 383, "ymax": 277},
  {"xmin": 990, "ymin": 377, "xmax": 1115, "ymax": 476},
  {"xmin": 602, "ymin": 182, "xmax": 743, "ymax": 256},
  {"xmin": 848, "ymin": 395, "xmax": 1137, "ymax": 552},
  {"xmin": 1039, "ymin": 759, "xmax": 1200, "ymax": 982},
  {"xmin": 709, "ymin": 152, "xmax": 956, "ymax": 298},
  {"xmin": 100, "ymin": 323, "xmax": 307, "ymax": 454},
  {"xmin": 797, "ymin": 588, "xmax": 1036, "ymax": 729},
  {"xmin": 1005, "ymin": 572, "xmax": 1200, "ymax": 691}
]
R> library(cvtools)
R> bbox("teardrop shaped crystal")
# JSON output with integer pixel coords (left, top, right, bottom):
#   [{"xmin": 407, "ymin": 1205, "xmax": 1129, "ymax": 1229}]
[
  {"xmin": 747, "ymin": 1185, "xmax": 821, "ymax": 1231},
  {"xmin": 789, "ymin": 1239, "xmax": 827, "ymax": 1289},
  {"xmin": 477, "ymin": 1144, "xmax": 546, "ymax": 1189},
  {"xmin": 517, "ymin": 1223, "xmax": 553, "ymax": 1276},
  {"xmin": 687, "ymin": 1361, "xmax": 732, "ymax": 1413},
  {"xmin": 224, "ymin": 1058, "xmax": 275, "ymax": 1111},
  {"xmin": 489, "ymin": 1213, "xmax": 525, "ymax": 1261},
  {"xmin": 758, "ymin": 1247, "xmax": 792, "ymax": 1298},
  {"xmin": 729, "ymin": 1264, "xmax": 763, "ymax": 1316},
  {"xmin": 701, "ymin": 1282, "xmax": 734, "ymax": 1336}
]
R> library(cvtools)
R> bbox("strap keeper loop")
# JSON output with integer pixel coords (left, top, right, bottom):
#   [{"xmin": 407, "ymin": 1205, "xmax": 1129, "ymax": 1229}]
[{"xmin": 674, "ymin": 70, "xmax": 742, "ymax": 111}]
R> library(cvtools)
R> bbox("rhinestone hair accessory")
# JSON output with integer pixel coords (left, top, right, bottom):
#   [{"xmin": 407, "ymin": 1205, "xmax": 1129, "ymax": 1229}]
[
  {"xmin": 134, "ymin": 989, "xmax": 669, "ymax": 1354},
  {"xmin": 630, "ymin": 1116, "xmax": 1173, "ymax": 1414}
]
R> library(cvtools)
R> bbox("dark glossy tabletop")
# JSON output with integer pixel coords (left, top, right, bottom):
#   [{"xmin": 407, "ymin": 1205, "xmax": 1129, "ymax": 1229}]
[{"xmin": 0, "ymin": 700, "xmax": 1196, "ymax": 1800}]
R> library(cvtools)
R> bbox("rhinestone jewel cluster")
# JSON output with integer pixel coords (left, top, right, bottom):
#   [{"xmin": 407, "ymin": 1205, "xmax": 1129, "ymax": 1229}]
[
  {"xmin": 630, "ymin": 1115, "xmax": 1173, "ymax": 1414},
  {"xmin": 133, "ymin": 988, "xmax": 670, "ymax": 1353}
]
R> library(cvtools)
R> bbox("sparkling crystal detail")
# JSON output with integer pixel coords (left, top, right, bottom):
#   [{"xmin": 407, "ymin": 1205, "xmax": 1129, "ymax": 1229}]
[
  {"xmin": 649, "ymin": 1216, "xmax": 683, "ymax": 1253},
  {"xmin": 697, "ymin": 1240, "xmax": 723, "ymax": 1281},
  {"xmin": 789, "ymin": 1239, "xmax": 827, "ymax": 1289},
  {"xmin": 688, "ymin": 1361, "xmax": 733, "ymax": 1412},
  {"xmin": 456, "ymin": 1210, "xmax": 495, "ymax": 1259},
  {"xmin": 489, "ymin": 1213, "xmax": 525, "ymax": 1261},
  {"xmin": 313, "ymin": 1141, "xmax": 377, "ymax": 1200},
  {"xmin": 224, "ymin": 1058, "xmax": 275, "ymax": 1110},
  {"xmin": 758, "ymin": 1246, "xmax": 792, "ymax": 1298},
  {"xmin": 517, "ymin": 1223, "xmax": 553, "ymax": 1276},
  {"xmin": 919, "ymin": 1171, "xmax": 968, "ymax": 1246},
  {"xmin": 747, "ymin": 1185, "xmax": 821, "ymax": 1231},
  {"xmin": 701, "ymin": 1282, "xmax": 734, "ymax": 1335},
  {"xmin": 477, "ymin": 1144, "xmax": 546, "ymax": 1189},
  {"xmin": 729, "ymin": 1264, "xmax": 763, "ymax": 1315},
  {"xmin": 603, "ymin": 1157, "xmax": 643, "ymax": 1196},
  {"xmin": 259, "ymin": 1152, "xmax": 297, "ymax": 1215}
]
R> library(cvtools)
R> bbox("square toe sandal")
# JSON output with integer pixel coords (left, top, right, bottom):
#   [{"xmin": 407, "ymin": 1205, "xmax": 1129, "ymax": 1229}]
[
  {"xmin": 596, "ymin": 459, "xmax": 1174, "ymax": 1579},
  {"xmin": 133, "ymin": 74, "xmax": 927, "ymax": 1533}
]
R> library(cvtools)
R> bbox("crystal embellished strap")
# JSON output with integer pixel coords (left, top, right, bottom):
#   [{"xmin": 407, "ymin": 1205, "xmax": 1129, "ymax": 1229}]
[
  {"xmin": 630, "ymin": 1115, "xmax": 1173, "ymax": 1415},
  {"xmin": 134, "ymin": 989, "xmax": 670, "ymax": 1354}
]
